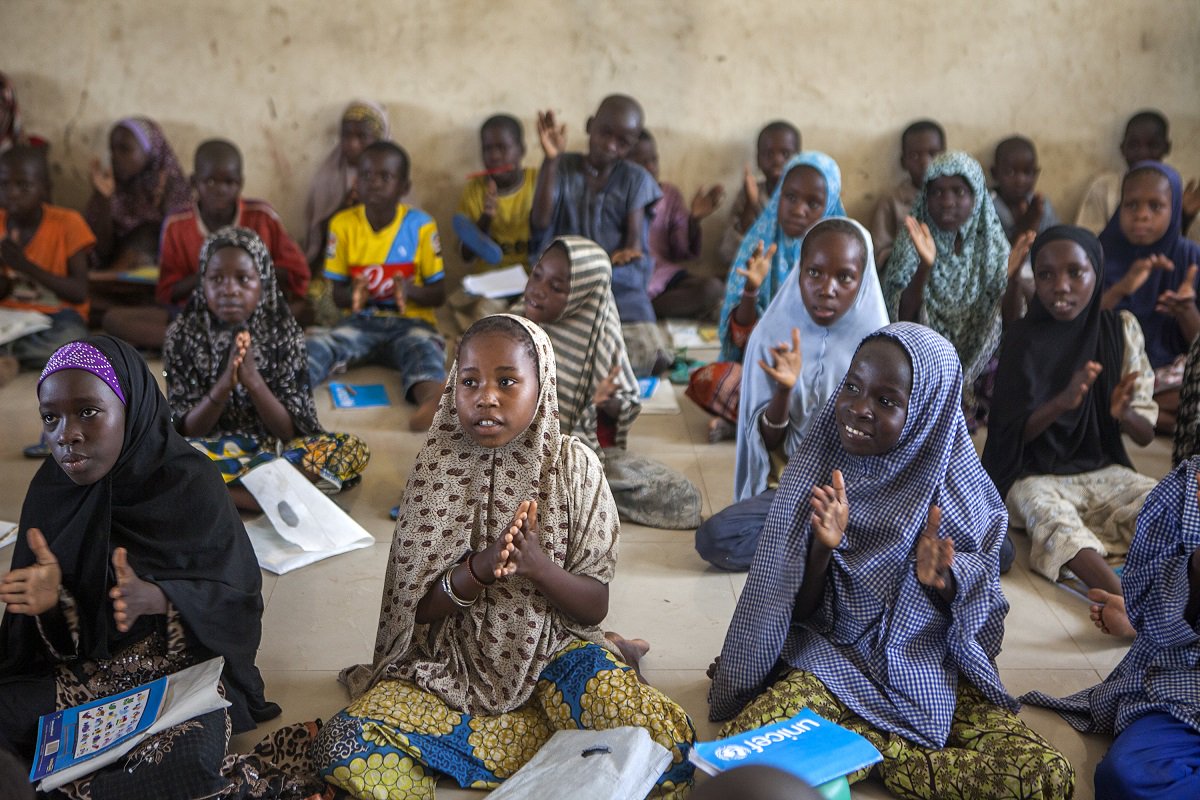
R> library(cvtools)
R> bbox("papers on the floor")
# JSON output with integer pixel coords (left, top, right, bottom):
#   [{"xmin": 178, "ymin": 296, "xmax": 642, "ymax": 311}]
[
  {"xmin": 689, "ymin": 708, "xmax": 881, "ymax": 788},
  {"xmin": 462, "ymin": 264, "xmax": 528, "ymax": 299},
  {"xmin": 664, "ymin": 319, "xmax": 718, "ymax": 351},
  {"xmin": 638, "ymin": 376, "xmax": 680, "ymax": 415},
  {"xmin": 329, "ymin": 382, "xmax": 391, "ymax": 409},
  {"xmin": 240, "ymin": 459, "xmax": 374, "ymax": 574},
  {"xmin": 0, "ymin": 308, "xmax": 52, "ymax": 346},
  {"xmin": 488, "ymin": 727, "xmax": 671, "ymax": 800},
  {"xmin": 0, "ymin": 520, "xmax": 17, "ymax": 548},
  {"xmin": 32, "ymin": 657, "xmax": 228, "ymax": 791}
]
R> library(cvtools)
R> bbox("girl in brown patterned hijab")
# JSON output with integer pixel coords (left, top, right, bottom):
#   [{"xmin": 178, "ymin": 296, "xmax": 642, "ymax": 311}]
[{"xmin": 319, "ymin": 314, "xmax": 695, "ymax": 799}]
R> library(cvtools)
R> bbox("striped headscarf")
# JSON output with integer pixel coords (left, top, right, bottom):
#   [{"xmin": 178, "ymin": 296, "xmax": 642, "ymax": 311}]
[
  {"xmin": 526, "ymin": 236, "xmax": 641, "ymax": 453},
  {"xmin": 718, "ymin": 152, "xmax": 847, "ymax": 362},
  {"xmin": 883, "ymin": 151, "xmax": 1010, "ymax": 385},
  {"xmin": 343, "ymin": 314, "xmax": 618, "ymax": 714},
  {"xmin": 710, "ymin": 323, "xmax": 1014, "ymax": 748}
]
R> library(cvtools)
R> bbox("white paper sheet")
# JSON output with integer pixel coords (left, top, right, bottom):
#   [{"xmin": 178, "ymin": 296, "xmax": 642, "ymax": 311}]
[
  {"xmin": 0, "ymin": 308, "xmax": 52, "ymax": 346},
  {"xmin": 0, "ymin": 520, "xmax": 17, "ymax": 549},
  {"xmin": 239, "ymin": 459, "xmax": 375, "ymax": 574},
  {"xmin": 462, "ymin": 264, "xmax": 528, "ymax": 299}
]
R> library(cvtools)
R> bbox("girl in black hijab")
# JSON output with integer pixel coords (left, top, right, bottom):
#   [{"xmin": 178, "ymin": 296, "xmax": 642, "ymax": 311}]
[{"xmin": 983, "ymin": 226, "xmax": 1157, "ymax": 636}]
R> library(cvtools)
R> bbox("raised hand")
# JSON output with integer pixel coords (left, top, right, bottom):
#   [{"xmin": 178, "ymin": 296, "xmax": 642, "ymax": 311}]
[
  {"xmin": 904, "ymin": 216, "xmax": 936, "ymax": 269},
  {"xmin": 759, "ymin": 327, "xmax": 802, "ymax": 389},
  {"xmin": 89, "ymin": 158, "xmax": 115, "ymax": 198},
  {"xmin": 1120, "ymin": 253, "xmax": 1174, "ymax": 297},
  {"xmin": 690, "ymin": 185, "xmax": 726, "ymax": 220},
  {"xmin": 1182, "ymin": 179, "xmax": 1200, "ymax": 220},
  {"xmin": 0, "ymin": 528, "xmax": 62, "ymax": 616},
  {"xmin": 350, "ymin": 275, "xmax": 370, "ymax": 314},
  {"xmin": 1109, "ymin": 371, "xmax": 1138, "ymax": 421},
  {"xmin": 1007, "ymin": 229, "xmax": 1036, "ymax": 279},
  {"xmin": 1155, "ymin": 264, "xmax": 1198, "ymax": 319},
  {"xmin": 0, "ymin": 236, "xmax": 24, "ymax": 270},
  {"xmin": 1014, "ymin": 193, "xmax": 1045, "ymax": 235},
  {"xmin": 536, "ymin": 110, "xmax": 567, "ymax": 160},
  {"xmin": 743, "ymin": 164, "xmax": 761, "ymax": 213},
  {"xmin": 483, "ymin": 178, "xmax": 499, "ymax": 218},
  {"xmin": 235, "ymin": 330, "xmax": 257, "ymax": 382},
  {"xmin": 610, "ymin": 248, "xmax": 642, "ymax": 266},
  {"xmin": 810, "ymin": 469, "xmax": 849, "ymax": 550},
  {"xmin": 1058, "ymin": 360, "xmax": 1102, "ymax": 412},
  {"xmin": 497, "ymin": 500, "xmax": 550, "ymax": 579},
  {"xmin": 109, "ymin": 547, "xmax": 167, "ymax": 633},
  {"xmin": 593, "ymin": 363, "xmax": 621, "ymax": 408},
  {"xmin": 392, "ymin": 275, "xmax": 410, "ymax": 314},
  {"xmin": 915, "ymin": 506, "xmax": 954, "ymax": 590},
  {"xmin": 735, "ymin": 241, "xmax": 777, "ymax": 291}
]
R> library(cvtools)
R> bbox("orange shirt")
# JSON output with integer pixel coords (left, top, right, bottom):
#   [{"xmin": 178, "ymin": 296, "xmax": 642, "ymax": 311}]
[{"xmin": 0, "ymin": 204, "xmax": 95, "ymax": 316}]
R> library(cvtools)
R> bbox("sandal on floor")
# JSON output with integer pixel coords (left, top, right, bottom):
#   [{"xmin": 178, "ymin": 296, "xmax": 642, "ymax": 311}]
[{"xmin": 23, "ymin": 438, "xmax": 51, "ymax": 458}]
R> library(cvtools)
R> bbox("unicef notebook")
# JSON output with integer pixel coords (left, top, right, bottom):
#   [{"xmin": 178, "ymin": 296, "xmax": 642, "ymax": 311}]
[
  {"xmin": 688, "ymin": 708, "xmax": 881, "ymax": 788},
  {"xmin": 329, "ymin": 382, "xmax": 391, "ymax": 409}
]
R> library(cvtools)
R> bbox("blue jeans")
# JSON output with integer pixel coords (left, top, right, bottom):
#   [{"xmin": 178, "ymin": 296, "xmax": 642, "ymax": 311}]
[
  {"xmin": 306, "ymin": 313, "xmax": 445, "ymax": 399},
  {"xmin": 695, "ymin": 488, "xmax": 776, "ymax": 571},
  {"xmin": 2, "ymin": 308, "xmax": 89, "ymax": 370}
]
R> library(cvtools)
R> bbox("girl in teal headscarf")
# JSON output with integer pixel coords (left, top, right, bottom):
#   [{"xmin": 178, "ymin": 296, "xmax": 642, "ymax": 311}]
[{"xmin": 884, "ymin": 151, "xmax": 1010, "ymax": 411}]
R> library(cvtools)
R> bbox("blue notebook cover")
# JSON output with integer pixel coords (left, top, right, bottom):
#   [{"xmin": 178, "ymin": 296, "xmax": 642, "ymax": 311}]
[
  {"xmin": 638, "ymin": 376, "xmax": 659, "ymax": 400},
  {"xmin": 688, "ymin": 708, "xmax": 882, "ymax": 787},
  {"xmin": 30, "ymin": 675, "xmax": 168, "ymax": 782},
  {"xmin": 329, "ymin": 383, "xmax": 391, "ymax": 409}
]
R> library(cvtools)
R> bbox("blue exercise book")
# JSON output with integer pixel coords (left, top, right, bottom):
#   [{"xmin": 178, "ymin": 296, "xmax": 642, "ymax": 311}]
[
  {"xmin": 688, "ymin": 708, "xmax": 882, "ymax": 787},
  {"xmin": 30, "ymin": 675, "xmax": 168, "ymax": 782},
  {"xmin": 638, "ymin": 376, "xmax": 659, "ymax": 400},
  {"xmin": 329, "ymin": 382, "xmax": 391, "ymax": 409}
]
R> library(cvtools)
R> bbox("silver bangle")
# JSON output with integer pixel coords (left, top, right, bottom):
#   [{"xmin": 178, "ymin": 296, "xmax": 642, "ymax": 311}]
[
  {"xmin": 760, "ymin": 412, "xmax": 790, "ymax": 430},
  {"xmin": 441, "ymin": 566, "xmax": 476, "ymax": 607}
]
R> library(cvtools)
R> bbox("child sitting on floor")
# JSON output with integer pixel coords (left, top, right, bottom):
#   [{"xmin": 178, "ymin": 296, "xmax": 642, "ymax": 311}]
[
  {"xmin": 0, "ymin": 146, "xmax": 92, "ymax": 385},
  {"xmin": 164, "ymin": 227, "xmax": 369, "ymax": 511},
  {"xmin": 522, "ymin": 235, "xmax": 702, "ymax": 530},
  {"xmin": 84, "ymin": 116, "xmax": 189, "ymax": 272},
  {"xmin": 984, "ymin": 226, "xmax": 1157, "ymax": 634},
  {"xmin": 1098, "ymin": 161, "xmax": 1200, "ymax": 434},
  {"xmin": 991, "ymin": 136, "xmax": 1059, "ymax": 317},
  {"xmin": 447, "ymin": 113, "xmax": 538, "ymax": 335},
  {"xmin": 319, "ymin": 314, "xmax": 695, "ymax": 799},
  {"xmin": 869, "ymin": 119, "xmax": 945, "ymax": 271},
  {"xmin": 305, "ymin": 141, "xmax": 446, "ymax": 432},
  {"xmin": 1076, "ymin": 110, "xmax": 1172, "ymax": 235},
  {"xmin": 104, "ymin": 139, "xmax": 310, "ymax": 350},
  {"xmin": 0, "ymin": 336, "xmax": 281, "ymax": 793},
  {"xmin": 884, "ymin": 151, "xmax": 1010, "ymax": 424},
  {"xmin": 1022, "ymin": 455, "xmax": 1200, "ymax": 799},
  {"xmin": 630, "ymin": 129, "xmax": 725, "ymax": 321},
  {"xmin": 531, "ymin": 95, "xmax": 669, "ymax": 376},
  {"xmin": 717, "ymin": 121, "xmax": 801, "ymax": 266},
  {"xmin": 688, "ymin": 152, "xmax": 846, "ymax": 442},
  {"xmin": 303, "ymin": 100, "xmax": 389, "ymax": 269},
  {"xmin": 695, "ymin": 218, "xmax": 888, "ymax": 570},
  {"xmin": 709, "ymin": 323, "xmax": 1074, "ymax": 799}
]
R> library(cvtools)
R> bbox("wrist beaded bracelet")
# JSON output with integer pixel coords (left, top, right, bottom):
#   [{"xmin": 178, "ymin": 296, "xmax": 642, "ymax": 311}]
[{"xmin": 760, "ymin": 413, "xmax": 790, "ymax": 430}]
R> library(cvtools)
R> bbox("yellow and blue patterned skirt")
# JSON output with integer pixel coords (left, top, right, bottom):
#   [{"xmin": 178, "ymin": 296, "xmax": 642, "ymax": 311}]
[
  {"xmin": 188, "ymin": 432, "xmax": 369, "ymax": 492},
  {"xmin": 314, "ymin": 641, "xmax": 695, "ymax": 799}
]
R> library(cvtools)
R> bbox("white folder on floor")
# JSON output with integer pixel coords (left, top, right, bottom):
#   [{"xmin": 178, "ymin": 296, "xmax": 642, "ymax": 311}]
[
  {"xmin": 487, "ymin": 727, "xmax": 671, "ymax": 799},
  {"xmin": 0, "ymin": 308, "xmax": 52, "ymax": 346},
  {"xmin": 239, "ymin": 459, "xmax": 374, "ymax": 574}
]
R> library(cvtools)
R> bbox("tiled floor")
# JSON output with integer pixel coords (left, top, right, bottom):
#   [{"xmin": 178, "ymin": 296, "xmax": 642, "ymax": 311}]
[{"xmin": 0, "ymin": 358, "xmax": 1174, "ymax": 799}]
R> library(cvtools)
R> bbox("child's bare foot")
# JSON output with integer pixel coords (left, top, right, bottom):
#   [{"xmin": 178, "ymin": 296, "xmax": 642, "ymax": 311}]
[
  {"xmin": 1087, "ymin": 588, "xmax": 1136, "ymax": 638},
  {"xmin": 408, "ymin": 397, "xmax": 439, "ymax": 432},
  {"xmin": 605, "ymin": 631, "xmax": 651, "ymax": 666},
  {"xmin": 707, "ymin": 417, "xmax": 735, "ymax": 443}
]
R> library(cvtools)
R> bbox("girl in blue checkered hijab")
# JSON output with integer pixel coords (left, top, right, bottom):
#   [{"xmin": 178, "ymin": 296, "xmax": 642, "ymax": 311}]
[{"xmin": 709, "ymin": 322, "xmax": 1073, "ymax": 799}]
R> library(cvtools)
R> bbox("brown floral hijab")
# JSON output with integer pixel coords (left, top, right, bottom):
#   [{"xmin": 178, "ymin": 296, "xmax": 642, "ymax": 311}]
[{"xmin": 343, "ymin": 315, "xmax": 619, "ymax": 714}]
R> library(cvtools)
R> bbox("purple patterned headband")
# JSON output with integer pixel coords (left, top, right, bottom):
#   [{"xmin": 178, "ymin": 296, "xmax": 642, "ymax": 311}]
[{"xmin": 38, "ymin": 342, "xmax": 127, "ymax": 406}]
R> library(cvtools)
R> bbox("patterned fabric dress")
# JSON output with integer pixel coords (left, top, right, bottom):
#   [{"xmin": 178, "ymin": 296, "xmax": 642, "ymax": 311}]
[
  {"xmin": 709, "ymin": 323, "xmax": 1073, "ymax": 799},
  {"xmin": 164, "ymin": 227, "xmax": 368, "ymax": 491},
  {"xmin": 316, "ymin": 315, "xmax": 695, "ymax": 799}
]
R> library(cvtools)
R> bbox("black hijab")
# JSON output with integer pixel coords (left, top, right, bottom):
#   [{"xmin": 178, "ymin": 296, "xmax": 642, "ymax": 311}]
[
  {"xmin": 983, "ymin": 226, "xmax": 1130, "ymax": 498},
  {"xmin": 0, "ymin": 336, "xmax": 272, "ymax": 732}
]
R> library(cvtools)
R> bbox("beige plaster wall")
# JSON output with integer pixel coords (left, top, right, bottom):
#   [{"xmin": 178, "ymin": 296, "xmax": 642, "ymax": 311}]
[{"xmin": 3, "ymin": 0, "xmax": 1197, "ymax": 279}]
